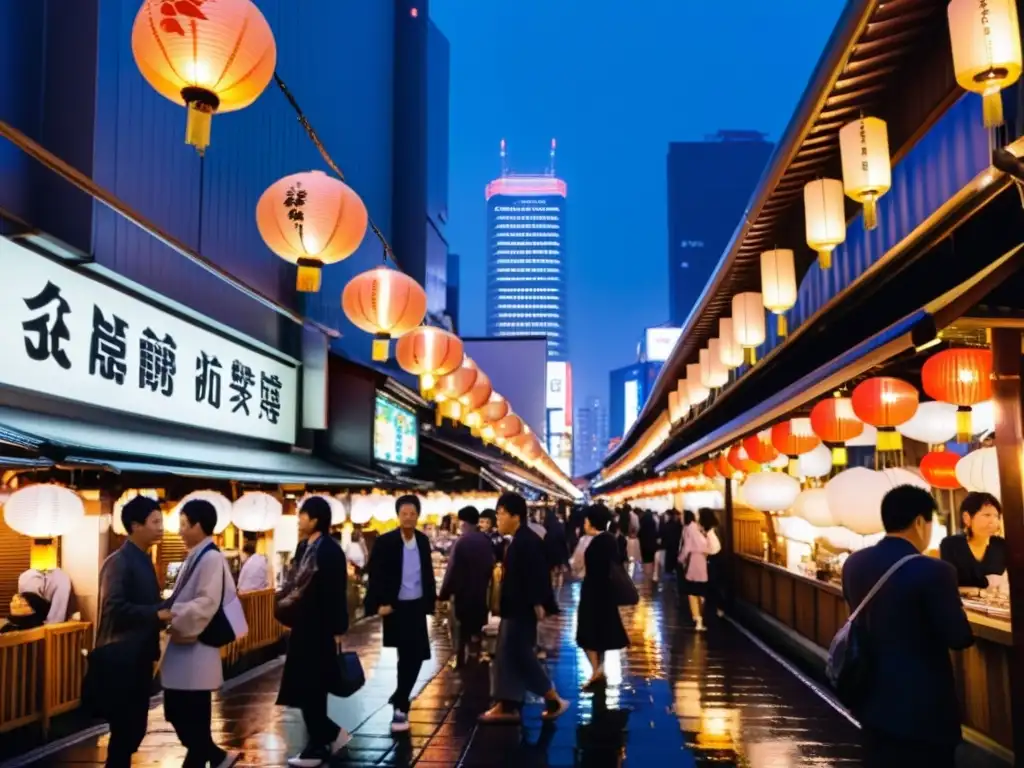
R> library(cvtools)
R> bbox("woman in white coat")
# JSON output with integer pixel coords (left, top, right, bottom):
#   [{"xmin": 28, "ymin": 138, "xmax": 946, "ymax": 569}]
[{"xmin": 163, "ymin": 499, "xmax": 240, "ymax": 768}]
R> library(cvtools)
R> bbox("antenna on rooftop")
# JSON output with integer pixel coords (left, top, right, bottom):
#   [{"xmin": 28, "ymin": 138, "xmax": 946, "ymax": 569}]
[
  {"xmin": 500, "ymin": 138, "xmax": 508, "ymax": 176},
  {"xmin": 549, "ymin": 138, "xmax": 557, "ymax": 176}
]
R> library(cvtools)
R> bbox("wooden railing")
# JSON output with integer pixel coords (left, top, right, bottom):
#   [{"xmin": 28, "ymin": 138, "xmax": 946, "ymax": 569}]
[
  {"xmin": 221, "ymin": 588, "xmax": 286, "ymax": 667},
  {"xmin": 0, "ymin": 621, "xmax": 92, "ymax": 735}
]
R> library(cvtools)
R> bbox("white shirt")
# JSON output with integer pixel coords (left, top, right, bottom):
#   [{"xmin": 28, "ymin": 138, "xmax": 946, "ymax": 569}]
[
  {"xmin": 237, "ymin": 553, "xmax": 269, "ymax": 592},
  {"xmin": 345, "ymin": 541, "xmax": 367, "ymax": 569},
  {"xmin": 18, "ymin": 568, "xmax": 71, "ymax": 624}
]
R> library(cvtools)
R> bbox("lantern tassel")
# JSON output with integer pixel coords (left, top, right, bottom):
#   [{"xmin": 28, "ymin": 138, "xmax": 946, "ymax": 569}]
[
  {"xmin": 185, "ymin": 102, "xmax": 214, "ymax": 155},
  {"xmin": 876, "ymin": 427, "xmax": 902, "ymax": 452},
  {"xmin": 777, "ymin": 313, "xmax": 788, "ymax": 337},
  {"xmin": 744, "ymin": 347, "xmax": 757, "ymax": 366},
  {"xmin": 296, "ymin": 258, "xmax": 322, "ymax": 292},
  {"xmin": 371, "ymin": 333, "xmax": 390, "ymax": 362},
  {"xmin": 30, "ymin": 539, "xmax": 58, "ymax": 571},
  {"xmin": 956, "ymin": 406, "xmax": 973, "ymax": 444},
  {"xmin": 435, "ymin": 408, "xmax": 443, "ymax": 427},
  {"xmin": 862, "ymin": 198, "xmax": 878, "ymax": 231},
  {"xmin": 982, "ymin": 88, "xmax": 1005, "ymax": 129},
  {"xmin": 787, "ymin": 457, "xmax": 800, "ymax": 477},
  {"xmin": 831, "ymin": 445, "xmax": 848, "ymax": 467},
  {"xmin": 817, "ymin": 249, "xmax": 832, "ymax": 270}
]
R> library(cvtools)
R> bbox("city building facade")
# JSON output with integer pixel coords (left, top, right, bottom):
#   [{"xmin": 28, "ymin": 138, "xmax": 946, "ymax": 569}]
[{"xmin": 574, "ymin": 396, "xmax": 609, "ymax": 477}]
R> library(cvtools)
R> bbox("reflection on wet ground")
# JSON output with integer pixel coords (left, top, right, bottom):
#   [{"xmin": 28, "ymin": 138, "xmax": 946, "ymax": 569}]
[{"xmin": 32, "ymin": 578, "xmax": 873, "ymax": 766}]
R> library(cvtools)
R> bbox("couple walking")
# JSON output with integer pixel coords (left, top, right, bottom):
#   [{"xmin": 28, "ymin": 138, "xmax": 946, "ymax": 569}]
[{"xmin": 94, "ymin": 496, "xmax": 243, "ymax": 768}]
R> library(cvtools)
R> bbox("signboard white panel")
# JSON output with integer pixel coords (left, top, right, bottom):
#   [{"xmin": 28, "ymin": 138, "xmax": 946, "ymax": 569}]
[{"xmin": 644, "ymin": 327, "xmax": 682, "ymax": 362}]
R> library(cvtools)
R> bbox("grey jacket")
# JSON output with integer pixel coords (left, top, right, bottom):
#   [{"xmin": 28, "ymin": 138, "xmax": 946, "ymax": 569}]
[{"xmin": 95, "ymin": 540, "xmax": 163, "ymax": 662}]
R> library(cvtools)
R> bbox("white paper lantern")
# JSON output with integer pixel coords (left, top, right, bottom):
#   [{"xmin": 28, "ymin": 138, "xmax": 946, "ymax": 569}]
[
  {"xmin": 839, "ymin": 116, "xmax": 891, "ymax": 231},
  {"xmin": 732, "ymin": 292, "xmax": 766, "ymax": 363},
  {"xmin": 776, "ymin": 515, "xmax": 818, "ymax": 545},
  {"xmin": 792, "ymin": 488, "xmax": 834, "ymax": 527},
  {"xmin": 231, "ymin": 491, "xmax": 283, "ymax": 533},
  {"xmin": 804, "ymin": 178, "xmax": 846, "ymax": 269},
  {"xmin": 3, "ymin": 485, "xmax": 86, "ymax": 539},
  {"xmin": 956, "ymin": 447, "xmax": 1000, "ymax": 498},
  {"xmin": 897, "ymin": 401, "xmax": 958, "ymax": 446},
  {"xmin": 112, "ymin": 489, "xmax": 161, "ymax": 536},
  {"xmin": 298, "ymin": 493, "xmax": 346, "ymax": 526},
  {"xmin": 718, "ymin": 318, "xmax": 744, "ymax": 369},
  {"xmin": 971, "ymin": 400, "xmax": 995, "ymax": 435},
  {"xmin": 948, "ymin": 0, "xmax": 1023, "ymax": 127},
  {"xmin": 174, "ymin": 490, "xmax": 232, "ymax": 534},
  {"xmin": 740, "ymin": 472, "xmax": 800, "ymax": 512},
  {"xmin": 798, "ymin": 444, "xmax": 833, "ymax": 479},
  {"xmin": 707, "ymin": 340, "xmax": 729, "ymax": 386},
  {"xmin": 879, "ymin": 466, "xmax": 931, "ymax": 493},
  {"xmin": 768, "ymin": 453, "xmax": 790, "ymax": 470},
  {"xmin": 273, "ymin": 515, "xmax": 299, "ymax": 553},
  {"xmin": 685, "ymin": 364, "xmax": 709, "ymax": 406},
  {"xmin": 827, "ymin": 468, "xmax": 885, "ymax": 536},
  {"xmin": 700, "ymin": 346, "xmax": 727, "ymax": 389},
  {"xmin": 845, "ymin": 423, "xmax": 877, "ymax": 447},
  {"xmin": 348, "ymin": 493, "xmax": 376, "ymax": 525},
  {"xmin": 760, "ymin": 249, "xmax": 797, "ymax": 336},
  {"xmin": 373, "ymin": 495, "xmax": 398, "ymax": 523}
]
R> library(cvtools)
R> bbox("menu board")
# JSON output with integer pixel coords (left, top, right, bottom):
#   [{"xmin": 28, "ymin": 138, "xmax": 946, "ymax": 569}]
[{"xmin": 373, "ymin": 393, "xmax": 419, "ymax": 466}]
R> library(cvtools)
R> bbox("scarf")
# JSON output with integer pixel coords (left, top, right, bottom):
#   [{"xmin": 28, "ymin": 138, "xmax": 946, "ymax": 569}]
[{"xmin": 277, "ymin": 534, "xmax": 322, "ymax": 610}]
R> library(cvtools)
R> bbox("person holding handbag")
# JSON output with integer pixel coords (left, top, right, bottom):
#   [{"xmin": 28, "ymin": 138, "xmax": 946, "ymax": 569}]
[
  {"xmin": 576, "ymin": 505, "xmax": 629, "ymax": 690},
  {"xmin": 276, "ymin": 496, "xmax": 351, "ymax": 767},
  {"xmin": 679, "ymin": 509, "xmax": 710, "ymax": 631},
  {"xmin": 162, "ymin": 499, "xmax": 240, "ymax": 768}
]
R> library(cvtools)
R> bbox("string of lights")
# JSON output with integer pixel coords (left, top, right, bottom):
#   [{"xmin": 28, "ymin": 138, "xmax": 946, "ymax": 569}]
[{"xmin": 273, "ymin": 72, "xmax": 400, "ymax": 269}]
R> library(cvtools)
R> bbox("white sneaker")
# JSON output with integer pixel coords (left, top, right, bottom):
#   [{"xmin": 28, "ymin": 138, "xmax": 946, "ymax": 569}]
[
  {"xmin": 391, "ymin": 710, "xmax": 410, "ymax": 733},
  {"xmin": 287, "ymin": 746, "xmax": 330, "ymax": 767}
]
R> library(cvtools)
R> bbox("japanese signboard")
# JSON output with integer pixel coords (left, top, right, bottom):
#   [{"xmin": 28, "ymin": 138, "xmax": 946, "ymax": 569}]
[{"xmin": 0, "ymin": 239, "xmax": 298, "ymax": 443}]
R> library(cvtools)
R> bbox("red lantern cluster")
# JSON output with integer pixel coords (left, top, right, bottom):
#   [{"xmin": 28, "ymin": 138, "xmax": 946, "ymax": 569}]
[
  {"xmin": 743, "ymin": 430, "xmax": 779, "ymax": 464},
  {"xmin": 851, "ymin": 377, "xmax": 918, "ymax": 451},
  {"xmin": 921, "ymin": 348, "xmax": 992, "ymax": 442}
]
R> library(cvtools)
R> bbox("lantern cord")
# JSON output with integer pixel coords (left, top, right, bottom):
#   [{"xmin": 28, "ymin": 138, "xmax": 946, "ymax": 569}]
[
  {"xmin": 273, "ymin": 72, "xmax": 401, "ymax": 270},
  {"xmin": 196, "ymin": 154, "xmax": 205, "ymax": 255}
]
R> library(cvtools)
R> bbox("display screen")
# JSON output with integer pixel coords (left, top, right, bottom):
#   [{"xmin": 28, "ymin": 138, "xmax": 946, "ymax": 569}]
[
  {"xmin": 624, "ymin": 379, "xmax": 640, "ymax": 433},
  {"xmin": 374, "ymin": 394, "xmax": 419, "ymax": 466}
]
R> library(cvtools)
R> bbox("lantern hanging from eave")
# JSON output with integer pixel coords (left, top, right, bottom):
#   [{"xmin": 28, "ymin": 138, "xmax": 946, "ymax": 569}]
[
  {"xmin": 956, "ymin": 446, "xmax": 1001, "ymax": 498},
  {"xmin": 257, "ymin": 171, "xmax": 368, "ymax": 292},
  {"xmin": 771, "ymin": 418, "xmax": 821, "ymax": 476},
  {"xmin": 395, "ymin": 327, "xmax": 464, "ymax": 396},
  {"xmin": 732, "ymin": 292, "xmax": 766, "ymax": 364},
  {"xmin": 716, "ymin": 452, "xmax": 736, "ymax": 478},
  {"xmin": 668, "ymin": 391, "xmax": 684, "ymax": 424},
  {"xmin": 435, "ymin": 359, "xmax": 479, "ymax": 423},
  {"xmin": 897, "ymin": 401, "xmax": 958, "ymax": 447},
  {"xmin": 700, "ymin": 346, "xmax": 727, "ymax": 389},
  {"xmin": 920, "ymin": 451, "xmax": 961, "ymax": 490},
  {"xmin": 810, "ymin": 396, "xmax": 863, "ymax": 467},
  {"xmin": 851, "ymin": 377, "xmax": 919, "ymax": 453},
  {"xmin": 741, "ymin": 472, "xmax": 800, "ymax": 513},
  {"xmin": 461, "ymin": 372, "xmax": 493, "ymax": 431},
  {"xmin": 793, "ymin": 487, "xmax": 834, "ymax": 527},
  {"xmin": 727, "ymin": 443, "xmax": 760, "ymax": 474},
  {"xmin": 174, "ymin": 490, "xmax": 232, "ymax": 534},
  {"xmin": 760, "ymin": 249, "xmax": 797, "ymax": 336},
  {"xmin": 839, "ymin": 116, "xmax": 891, "ymax": 231},
  {"xmin": 3, "ymin": 484, "xmax": 86, "ymax": 571},
  {"xmin": 702, "ymin": 460, "xmax": 719, "ymax": 479},
  {"xmin": 231, "ymin": 491, "xmax": 283, "ymax": 533},
  {"xmin": 743, "ymin": 429, "xmax": 779, "ymax": 464},
  {"xmin": 948, "ymin": 0, "xmax": 1023, "ymax": 127},
  {"xmin": 804, "ymin": 179, "xmax": 846, "ymax": 269},
  {"xmin": 494, "ymin": 413, "xmax": 524, "ymax": 442},
  {"xmin": 921, "ymin": 347, "xmax": 993, "ymax": 442},
  {"xmin": 476, "ymin": 393, "xmax": 510, "ymax": 428},
  {"xmin": 686, "ymin": 364, "xmax": 710, "ymax": 407},
  {"xmin": 513, "ymin": 432, "xmax": 543, "ymax": 462},
  {"xmin": 342, "ymin": 267, "xmax": 427, "ymax": 361},
  {"xmin": 798, "ymin": 444, "xmax": 833, "ymax": 480},
  {"xmin": 718, "ymin": 318, "xmax": 744, "ymax": 369},
  {"xmin": 131, "ymin": 0, "xmax": 276, "ymax": 154}
]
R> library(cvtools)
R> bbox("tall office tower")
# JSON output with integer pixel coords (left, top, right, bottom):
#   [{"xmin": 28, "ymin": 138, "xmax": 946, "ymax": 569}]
[
  {"xmin": 485, "ymin": 140, "xmax": 568, "ymax": 361},
  {"xmin": 667, "ymin": 130, "xmax": 773, "ymax": 327},
  {"xmin": 574, "ymin": 396, "xmax": 609, "ymax": 477}
]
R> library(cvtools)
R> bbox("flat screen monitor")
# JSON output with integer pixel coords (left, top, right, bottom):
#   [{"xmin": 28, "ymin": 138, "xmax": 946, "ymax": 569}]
[{"xmin": 373, "ymin": 393, "xmax": 419, "ymax": 466}]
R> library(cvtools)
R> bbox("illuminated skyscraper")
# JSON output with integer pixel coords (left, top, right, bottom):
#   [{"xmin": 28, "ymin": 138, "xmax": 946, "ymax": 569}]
[{"xmin": 485, "ymin": 140, "xmax": 568, "ymax": 361}]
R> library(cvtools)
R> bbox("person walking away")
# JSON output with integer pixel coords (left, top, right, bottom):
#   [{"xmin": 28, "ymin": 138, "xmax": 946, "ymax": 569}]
[
  {"xmin": 660, "ymin": 510, "xmax": 683, "ymax": 579},
  {"xmin": 679, "ymin": 511, "xmax": 710, "ymax": 631},
  {"xmin": 842, "ymin": 485, "xmax": 973, "ymax": 767},
  {"xmin": 278, "ymin": 497, "xmax": 350, "ymax": 767},
  {"xmin": 698, "ymin": 509, "xmax": 724, "ymax": 618},
  {"xmin": 479, "ymin": 492, "xmax": 568, "ymax": 724},
  {"xmin": 365, "ymin": 495, "xmax": 436, "ymax": 734},
  {"xmin": 479, "ymin": 508, "xmax": 507, "ymax": 562},
  {"xmin": 237, "ymin": 539, "xmax": 269, "ymax": 592},
  {"xmin": 576, "ymin": 505, "xmax": 628, "ymax": 690},
  {"xmin": 439, "ymin": 506, "xmax": 496, "ymax": 668},
  {"xmin": 94, "ymin": 496, "xmax": 171, "ymax": 768},
  {"xmin": 939, "ymin": 491, "xmax": 1008, "ymax": 590},
  {"xmin": 637, "ymin": 510, "xmax": 659, "ymax": 582},
  {"xmin": 543, "ymin": 508, "xmax": 569, "ymax": 585}
]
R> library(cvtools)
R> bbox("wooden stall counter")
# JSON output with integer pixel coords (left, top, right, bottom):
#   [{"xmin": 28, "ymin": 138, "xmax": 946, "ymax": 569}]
[{"xmin": 733, "ymin": 554, "xmax": 1014, "ymax": 762}]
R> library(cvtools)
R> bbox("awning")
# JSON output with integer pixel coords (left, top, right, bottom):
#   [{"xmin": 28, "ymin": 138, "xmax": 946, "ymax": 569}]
[{"xmin": 0, "ymin": 406, "xmax": 378, "ymax": 487}]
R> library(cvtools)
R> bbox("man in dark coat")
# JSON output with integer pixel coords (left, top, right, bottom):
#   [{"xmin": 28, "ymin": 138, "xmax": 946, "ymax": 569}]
[
  {"xmin": 277, "ymin": 497, "xmax": 349, "ymax": 768},
  {"xmin": 439, "ymin": 506, "xmax": 496, "ymax": 668},
  {"xmin": 479, "ymin": 492, "xmax": 568, "ymax": 724},
  {"xmin": 660, "ymin": 510, "xmax": 683, "ymax": 576},
  {"xmin": 842, "ymin": 485, "xmax": 973, "ymax": 768},
  {"xmin": 94, "ymin": 497, "xmax": 171, "ymax": 768},
  {"xmin": 365, "ymin": 495, "xmax": 436, "ymax": 734}
]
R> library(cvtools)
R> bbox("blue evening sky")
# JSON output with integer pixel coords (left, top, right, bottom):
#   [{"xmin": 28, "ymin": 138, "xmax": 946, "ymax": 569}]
[{"xmin": 431, "ymin": 0, "xmax": 845, "ymax": 407}]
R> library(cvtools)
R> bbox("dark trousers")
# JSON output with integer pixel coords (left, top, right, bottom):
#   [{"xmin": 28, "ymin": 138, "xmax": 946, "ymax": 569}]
[
  {"xmin": 492, "ymin": 617, "xmax": 552, "ymax": 708},
  {"xmin": 392, "ymin": 651, "xmax": 423, "ymax": 713},
  {"xmin": 105, "ymin": 675, "xmax": 151, "ymax": 768},
  {"xmin": 862, "ymin": 730, "xmax": 957, "ymax": 768},
  {"xmin": 164, "ymin": 689, "xmax": 226, "ymax": 768},
  {"xmin": 300, "ymin": 695, "xmax": 340, "ymax": 748}
]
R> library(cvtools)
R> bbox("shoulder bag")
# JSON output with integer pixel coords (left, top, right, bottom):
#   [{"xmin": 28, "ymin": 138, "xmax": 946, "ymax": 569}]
[
  {"xmin": 171, "ymin": 544, "xmax": 248, "ymax": 648},
  {"xmin": 826, "ymin": 554, "xmax": 917, "ymax": 707}
]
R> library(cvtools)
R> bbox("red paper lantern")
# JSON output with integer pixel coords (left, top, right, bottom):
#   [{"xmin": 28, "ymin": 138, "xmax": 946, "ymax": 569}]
[
  {"xmin": 810, "ymin": 396, "xmax": 864, "ymax": 466},
  {"xmin": 771, "ymin": 418, "xmax": 820, "ymax": 457},
  {"xmin": 727, "ymin": 444, "xmax": 761, "ymax": 474},
  {"xmin": 342, "ymin": 267, "xmax": 427, "ymax": 361},
  {"xmin": 851, "ymin": 377, "xmax": 919, "ymax": 452},
  {"xmin": 476, "ymin": 395, "xmax": 510, "ymax": 425},
  {"xmin": 395, "ymin": 327, "xmax": 464, "ymax": 395},
  {"xmin": 743, "ymin": 430, "xmax": 779, "ymax": 464},
  {"xmin": 919, "ymin": 450, "xmax": 961, "ymax": 490},
  {"xmin": 717, "ymin": 453, "xmax": 735, "ymax": 477},
  {"xmin": 702, "ymin": 460, "xmax": 719, "ymax": 479},
  {"xmin": 494, "ymin": 414, "xmax": 524, "ymax": 441},
  {"xmin": 435, "ymin": 362, "xmax": 479, "ymax": 422},
  {"xmin": 921, "ymin": 348, "xmax": 993, "ymax": 443}
]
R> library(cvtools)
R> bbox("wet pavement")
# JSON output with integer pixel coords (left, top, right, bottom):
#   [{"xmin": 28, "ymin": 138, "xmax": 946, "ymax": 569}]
[{"xmin": 27, "ymin": 575, "xmax": 875, "ymax": 767}]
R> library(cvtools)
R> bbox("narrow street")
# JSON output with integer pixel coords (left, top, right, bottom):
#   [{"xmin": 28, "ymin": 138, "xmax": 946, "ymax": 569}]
[{"xmin": 26, "ymin": 577, "xmax": 873, "ymax": 767}]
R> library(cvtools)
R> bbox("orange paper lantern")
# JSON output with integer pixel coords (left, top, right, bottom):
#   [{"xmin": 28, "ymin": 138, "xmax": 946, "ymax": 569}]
[
  {"xmin": 494, "ymin": 414, "xmax": 524, "ymax": 441},
  {"xmin": 342, "ymin": 268, "xmax": 427, "ymax": 361},
  {"xmin": 743, "ymin": 430, "xmax": 779, "ymax": 464},
  {"xmin": 132, "ymin": 0, "xmax": 276, "ymax": 154},
  {"xmin": 256, "ymin": 171, "xmax": 368, "ymax": 292},
  {"xmin": 512, "ymin": 432, "xmax": 543, "ymax": 461},
  {"xmin": 851, "ymin": 377, "xmax": 919, "ymax": 452},
  {"xmin": 476, "ymin": 395, "xmax": 510, "ymax": 425},
  {"xmin": 436, "ymin": 362, "xmax": 479, "ymax": 421},
  {"xmin": 921, "ymin": 348, "xmax": 993, "ymax": 442},
  {"xmin": 727, "ymin": 444, "xmax": 761, "ymax": 474},
  {"xmin": 772, "ymin": 418, "xmax": 820, "ymax": 476},
  {"xmin": 717, "ymin": 453, "xmax": 735, "ymax": 477},
  {"xmin": 810, "ymin": 396, "xmax": 864, "ymax": 466},
  {"xmin": 395, "ymin": 327, "xmax": 464, "ymax": 394},
  {"xmin": 919, "ymin": 450, "xmax": 961, "ymax": 490},
  {"xmin": 702, "ymin": 460, "xmax": 719, "ymax": 479}
]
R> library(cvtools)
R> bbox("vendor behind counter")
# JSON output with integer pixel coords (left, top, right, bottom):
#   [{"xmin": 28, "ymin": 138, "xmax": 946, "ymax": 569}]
[{"xmin": 939, "ymin": 492, "xmax": 1008, "ymax": 591}]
